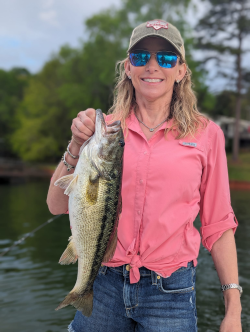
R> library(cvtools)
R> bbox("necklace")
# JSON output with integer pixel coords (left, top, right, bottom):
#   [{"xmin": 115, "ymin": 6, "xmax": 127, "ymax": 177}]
[{"xmin": 134, "ymin": 111, "xmax": 171, "ymax": 132}]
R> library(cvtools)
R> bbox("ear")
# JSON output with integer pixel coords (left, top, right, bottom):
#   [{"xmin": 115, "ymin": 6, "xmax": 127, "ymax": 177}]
[
  {"xmin": 124, "ymin": 58, "xmax": 131, "ymax": 77},
  {"xmin": 176, "ymin": 62, "xmax": 187, "ymax": 83}
]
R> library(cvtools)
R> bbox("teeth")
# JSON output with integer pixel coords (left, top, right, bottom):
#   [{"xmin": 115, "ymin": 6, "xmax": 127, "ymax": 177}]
[{"xmin": 142, "ymin": 79, "xmax": 163, "ymax": 82}]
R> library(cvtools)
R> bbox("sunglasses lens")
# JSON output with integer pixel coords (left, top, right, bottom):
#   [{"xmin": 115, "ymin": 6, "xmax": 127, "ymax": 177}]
[
  {"xmin": 157, "ymin": 52, "xmax": 178, "ymax": 68},
  {"xmin": 129, "ymin": 51, "xmax": 150, "ymax": 66}
]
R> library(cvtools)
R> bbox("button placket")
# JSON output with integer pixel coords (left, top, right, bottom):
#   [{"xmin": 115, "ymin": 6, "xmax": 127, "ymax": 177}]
[{"xmin": 133, "ymin": 146, "xmax": 149, "ymax": 245}]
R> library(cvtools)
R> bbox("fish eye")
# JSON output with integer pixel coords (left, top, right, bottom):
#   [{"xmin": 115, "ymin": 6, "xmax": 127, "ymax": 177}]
[{"xmin": 118, "ymin": 139, "xmax": 125, "ymax": 147}]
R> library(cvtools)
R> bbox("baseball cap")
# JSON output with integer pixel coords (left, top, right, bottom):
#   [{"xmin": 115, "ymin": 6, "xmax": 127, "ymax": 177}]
[{"xmin": 127, "ymin": 19, "xmax": 185, "ymax": 60}]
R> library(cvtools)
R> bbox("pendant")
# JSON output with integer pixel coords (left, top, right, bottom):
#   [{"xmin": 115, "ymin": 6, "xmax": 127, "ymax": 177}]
[{"xmin": 149, "ymin": 128, "xmax": 154, "ymax": 132}]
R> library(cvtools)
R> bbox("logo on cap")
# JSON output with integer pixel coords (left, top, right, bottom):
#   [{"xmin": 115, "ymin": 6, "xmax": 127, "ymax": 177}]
[{"xmin": 146, "ymin": 20, "xmax": 168, "ymax": 30}]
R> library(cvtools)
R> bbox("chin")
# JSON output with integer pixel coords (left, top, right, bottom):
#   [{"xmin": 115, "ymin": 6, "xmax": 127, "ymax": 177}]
[{"xmin": 141, "ymin": 91, "xmax": 166, "ymax": 101}]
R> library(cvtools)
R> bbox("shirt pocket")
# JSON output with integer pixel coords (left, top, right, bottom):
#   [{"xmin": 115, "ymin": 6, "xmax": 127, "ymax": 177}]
[{"xmin": 178, "ymin": 140, "xmax": 204, "ymax": 152}]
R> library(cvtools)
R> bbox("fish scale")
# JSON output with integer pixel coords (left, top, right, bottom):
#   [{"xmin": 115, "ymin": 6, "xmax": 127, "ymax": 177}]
[{"xmin": 54, "ymin": 109, "xmax": 124, "ymax": 317}]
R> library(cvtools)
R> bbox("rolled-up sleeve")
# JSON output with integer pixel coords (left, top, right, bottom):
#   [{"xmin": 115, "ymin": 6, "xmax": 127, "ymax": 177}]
[{"xmin": 199, "ymin": 124, "xmax": 238, "ymax": 251}]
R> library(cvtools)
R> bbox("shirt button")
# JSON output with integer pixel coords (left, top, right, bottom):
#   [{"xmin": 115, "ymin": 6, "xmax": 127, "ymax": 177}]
[
  {"xmin": 137, "ymin": 210, "xmax": 141, "ymax": 215},
  {"xmin": 139, "ymin": 179, "xmax": 143, "ymax": 184},
  {"xmin": 144, "ymin": 151, "xmax": 147, "ymax": 155}
]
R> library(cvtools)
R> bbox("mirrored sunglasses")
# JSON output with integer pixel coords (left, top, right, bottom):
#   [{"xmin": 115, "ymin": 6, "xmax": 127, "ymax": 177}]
[{"xmin": 129, "ymin": 50, "xmax": 179, "ymax": 69}]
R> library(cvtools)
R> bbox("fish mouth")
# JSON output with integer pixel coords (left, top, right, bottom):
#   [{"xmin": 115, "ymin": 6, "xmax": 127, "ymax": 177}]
[
  {"xmin": 95, "ymin": 109, "xmax": 121, "ymax": 137},
  {"xmin": 92, "ymin": 110, "xmax": 124, "ymax": 169},
  {"xmin": 106, "ymin": 121, "xmax": 121, "ymax": 134}
]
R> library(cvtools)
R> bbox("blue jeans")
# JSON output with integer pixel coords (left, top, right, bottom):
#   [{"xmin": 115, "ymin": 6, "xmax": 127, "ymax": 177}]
[{"xmin": 68, "ymin": 261, "xmax": 197, "ymax": 332}]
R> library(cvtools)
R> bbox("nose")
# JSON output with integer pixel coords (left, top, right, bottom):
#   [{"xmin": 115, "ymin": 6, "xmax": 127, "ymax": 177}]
[{"xmin": 145, "ymin": 54, "xmax": 159, "ymax": 72}]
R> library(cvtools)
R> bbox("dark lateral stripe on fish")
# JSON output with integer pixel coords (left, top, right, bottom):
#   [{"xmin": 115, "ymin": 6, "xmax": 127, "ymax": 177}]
[{"xmin": 83, "ymin": 171, "xmax": 122, "ymax": 295}]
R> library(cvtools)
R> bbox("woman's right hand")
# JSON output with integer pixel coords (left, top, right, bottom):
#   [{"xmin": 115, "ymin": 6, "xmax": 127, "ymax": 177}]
[
  {"xmin": 47, "ymin": 108, "xmax": 106, "ymax": 215},
  {"xmin": 71, "ymin": 108, "xmax": 97, "ymax": 146}
]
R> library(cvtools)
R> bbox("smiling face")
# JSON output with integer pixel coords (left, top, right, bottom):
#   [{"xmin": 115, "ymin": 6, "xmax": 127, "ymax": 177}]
[{"xmin": 125, "ymin": 36, "xmax": 187, "ymax": 104}]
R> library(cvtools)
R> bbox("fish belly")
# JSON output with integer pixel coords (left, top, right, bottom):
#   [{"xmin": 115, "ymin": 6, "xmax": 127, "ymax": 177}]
[{"xmin": 69, "ymin": 166, "xmax": 120, "ymax": 295}]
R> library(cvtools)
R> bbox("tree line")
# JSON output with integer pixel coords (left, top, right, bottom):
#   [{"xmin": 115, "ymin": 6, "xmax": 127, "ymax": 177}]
[{"xmin": 0, "ymin": 0, "xmax": 249, "ymax": 162}]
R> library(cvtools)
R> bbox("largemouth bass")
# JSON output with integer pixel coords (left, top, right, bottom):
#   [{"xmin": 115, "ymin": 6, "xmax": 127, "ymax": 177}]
[{"xmin": 54, "ymin": 109, "xmax": 124, "ymax": 317}]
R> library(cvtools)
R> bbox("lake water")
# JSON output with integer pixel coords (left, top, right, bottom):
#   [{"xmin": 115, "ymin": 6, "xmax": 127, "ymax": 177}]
[{"xmin": 0, "ymin": 180, "xmax": 249, "ymax": 331}]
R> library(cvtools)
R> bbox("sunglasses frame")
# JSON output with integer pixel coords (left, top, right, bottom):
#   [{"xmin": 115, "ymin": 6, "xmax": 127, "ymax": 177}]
[{"xmin": 128, "ymin": 49, "xmax": 180, "ymax": 69}]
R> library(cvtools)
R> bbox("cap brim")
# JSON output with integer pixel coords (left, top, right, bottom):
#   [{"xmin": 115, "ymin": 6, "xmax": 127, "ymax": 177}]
[{"xmin": 127, "ymin": 35, "xmax": 184, "ymax": 60}]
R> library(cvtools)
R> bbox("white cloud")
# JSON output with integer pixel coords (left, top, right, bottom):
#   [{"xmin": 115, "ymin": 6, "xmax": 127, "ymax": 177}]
[
  {"xmin": 39, "ymin": 10, "xmax": 59, "ymax": 27},
  {"xmin": 0, "ymin": 0, "xmax": 121, "ymax": 72}
]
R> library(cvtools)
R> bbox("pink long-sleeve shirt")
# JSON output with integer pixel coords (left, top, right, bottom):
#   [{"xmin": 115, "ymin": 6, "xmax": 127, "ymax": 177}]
[{"xmin": 102, "ymin": 112, "xmax": 238, "ymax": 284}]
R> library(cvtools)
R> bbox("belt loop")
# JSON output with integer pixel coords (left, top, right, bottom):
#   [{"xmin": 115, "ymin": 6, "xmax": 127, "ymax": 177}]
[
  {"xmin": 123, "ymin": 264, "xmax": 128, "ymax": 277},
  {"xmin": 151, "ymin": 270, "xmax": 157, "ymax": 285},
  {"xmin": 99, "ymin": 264, "xmax": 108, "ymax": 275}
]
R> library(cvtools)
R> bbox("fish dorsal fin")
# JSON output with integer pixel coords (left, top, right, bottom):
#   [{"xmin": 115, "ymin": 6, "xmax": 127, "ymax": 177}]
[
  {"xmin": 54, "ymin": 174, "xmax": 78, "ymax": 196},
  {"xmin": 59, "ymin": 236, "xmax": 78, "ymax": 265},
  {"xmin": 79, "ymin": 136, "xmax": 92, "ymax": 155}
]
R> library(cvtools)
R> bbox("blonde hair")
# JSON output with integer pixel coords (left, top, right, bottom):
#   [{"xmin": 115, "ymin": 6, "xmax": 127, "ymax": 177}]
[{"xmin": 108, "ymin": 56, "xmax": 209, "ymax": 140}]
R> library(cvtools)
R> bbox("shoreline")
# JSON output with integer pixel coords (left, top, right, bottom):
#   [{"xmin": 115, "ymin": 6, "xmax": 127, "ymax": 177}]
[
  {"xmin": 1, "ymin": 161, "xmax": 250, "ymax": 190},
  {"xmin": 229, "ymin": 180, "xmax": 250, "ymax": 190}
]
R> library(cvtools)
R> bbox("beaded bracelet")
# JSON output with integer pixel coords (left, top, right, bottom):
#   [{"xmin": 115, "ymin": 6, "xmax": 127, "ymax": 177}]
[{"xmin": 61, "ymin": 151, "xmax": 75, "ymax": 172}]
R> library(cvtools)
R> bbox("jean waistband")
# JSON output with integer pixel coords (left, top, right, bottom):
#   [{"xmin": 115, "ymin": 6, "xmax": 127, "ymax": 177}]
[{"xmin": 101, "ymin": 261, "xmax": 194, "ymax": 277}]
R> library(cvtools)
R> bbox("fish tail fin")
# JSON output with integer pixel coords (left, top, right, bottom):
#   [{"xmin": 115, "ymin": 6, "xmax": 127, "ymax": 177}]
[{"xmin": 55, "ymin": 289, "xmax": 94, "ymax": 317}]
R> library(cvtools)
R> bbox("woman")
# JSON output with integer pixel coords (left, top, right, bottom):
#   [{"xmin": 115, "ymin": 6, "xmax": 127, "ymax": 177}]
[{"xmin": 47, "ymin": 20, "xmax": 242, "ymax": 331}]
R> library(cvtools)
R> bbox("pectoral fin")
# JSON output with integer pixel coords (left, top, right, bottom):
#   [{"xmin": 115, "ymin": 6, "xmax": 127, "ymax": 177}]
[
  {"xmin": 54, "ymin": 174, "xmax": 75, "ymax": 189},
  {"xmin": 59, "ymin": 236, "xmax": 78, "ymax": 265},
  {"xmin": 54, "ymin": 174, "xmax": 78, "ymax": 196},
  {"xmin": 64, "ymin": 174, "xmax": 78, "ymax": 195}
]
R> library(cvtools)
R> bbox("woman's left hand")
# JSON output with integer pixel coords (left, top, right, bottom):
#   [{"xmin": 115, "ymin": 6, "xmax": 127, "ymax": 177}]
[{"xmin": 220, "ymin": 313, "xmax": 242, "ymax": 332}]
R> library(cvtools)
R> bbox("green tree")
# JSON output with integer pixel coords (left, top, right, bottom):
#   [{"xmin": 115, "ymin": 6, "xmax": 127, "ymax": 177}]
[
  {"xmin": 0, "ymin": 68, "xmax": 30, "ymax": 157},
  {"xmin": 196, "ymin": 0, "xmax": 250, "ymax": 161},
  {"xmin": 11, "ymin": 56, "xmax": 73, "ymax": 162},
  {"xmin": 12, "ymin": 0, "xmax": 211, "ymax": 162}
]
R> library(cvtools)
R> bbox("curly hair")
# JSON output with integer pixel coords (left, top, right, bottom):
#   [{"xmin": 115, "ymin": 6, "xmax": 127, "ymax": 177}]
[{"xmin": 108, "ymin": 55, "xmax": 209, "ymax": 140}]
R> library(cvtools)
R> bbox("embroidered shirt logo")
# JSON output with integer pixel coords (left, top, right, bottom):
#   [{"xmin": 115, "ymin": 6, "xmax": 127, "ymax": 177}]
[
  {"xmin": 146, "ymin": 20, "xmax": 168, "ymax": 30},
  {"xmin": 181, "ymin": 142, "xmax": 197, "ymax": 147}
]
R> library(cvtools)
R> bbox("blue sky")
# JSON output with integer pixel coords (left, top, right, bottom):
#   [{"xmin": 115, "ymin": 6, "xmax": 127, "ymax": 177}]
[{"xmin": 0, "ymin": 0, "xmax": 121, "ymax": 73}]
